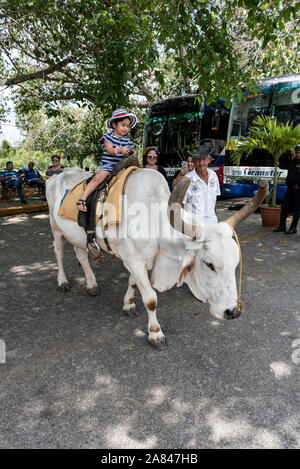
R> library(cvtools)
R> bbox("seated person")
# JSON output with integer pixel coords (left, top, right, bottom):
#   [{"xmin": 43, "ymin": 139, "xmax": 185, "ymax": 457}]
[
  {"xmin": 22, "ymin": 161, "xmax": 45, "ymax": 195},
  {"xmin": 0, "ymin": 161, "xmax": 27, "ymax": 204},
  {"xmin": 46, "ymin": 155, "xmax": 65, "ymax": 179}
]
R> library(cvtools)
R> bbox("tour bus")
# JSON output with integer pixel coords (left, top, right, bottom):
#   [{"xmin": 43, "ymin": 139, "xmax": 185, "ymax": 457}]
[
  {"xmin": 222, "ymin": 74, "xmax": 300, "ymax": 199},
  {"xmin": 142, "ymin": 95, "xmax": 230, "ymax": 180}
]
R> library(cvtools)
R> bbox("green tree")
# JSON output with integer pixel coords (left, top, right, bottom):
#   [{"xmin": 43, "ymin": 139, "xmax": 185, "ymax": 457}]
[
  {"xmin": 0, "ymin": 0, "xmax": 157, "ymax": 115},
  {"xmin": 0, "ymin": 0, "xmax": 299, "ymax": 117},
  {"xmin": 0, "ymin": 140, "xmax": 17, "ymax": 162},
  {"xmin": 76, "ymin": 108, "xmax": 104, "ymax": 167},
  {"xmin": 17, "ymin": 106, "xmax": 105, "ymax": 168}
]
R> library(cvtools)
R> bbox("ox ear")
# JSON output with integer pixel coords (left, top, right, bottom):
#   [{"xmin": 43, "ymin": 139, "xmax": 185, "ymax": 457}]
[{"xmin": 177, "ymin": 252, "xmax": 196, "ymax": 287}]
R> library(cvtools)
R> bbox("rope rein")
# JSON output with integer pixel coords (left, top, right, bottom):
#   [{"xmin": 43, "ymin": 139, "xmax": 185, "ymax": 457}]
[{"xmin": 231, "ymin": 227, "xmax": 243, "ymax": 314}]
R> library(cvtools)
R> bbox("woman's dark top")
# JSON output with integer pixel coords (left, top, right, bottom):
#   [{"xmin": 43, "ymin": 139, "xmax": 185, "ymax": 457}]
[
  {"xmin": 145, "ymin": 164, "xmax": 168, "ymax": 181},
  {"xmin": 157, "ymin": 165, "xmax": 168, "ymax": 181},
  {"xmin": 173, "ymin": 169, "xmax": 180, "ymax": 180}
]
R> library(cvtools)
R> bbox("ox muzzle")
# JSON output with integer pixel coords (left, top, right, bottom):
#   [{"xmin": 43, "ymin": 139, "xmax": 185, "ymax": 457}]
[{"xmin": 224, "ymin": 306, "xmax": 242, "ymax": 320}]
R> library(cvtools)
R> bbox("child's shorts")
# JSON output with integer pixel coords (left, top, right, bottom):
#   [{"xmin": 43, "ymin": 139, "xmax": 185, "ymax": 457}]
[
  {"xmin": 97, "ymin": 161, "xmax": 115, "ymax": 172},
  {"xmin": 98, "ymin": 155, "xmax": 125, "ymax": 172}
]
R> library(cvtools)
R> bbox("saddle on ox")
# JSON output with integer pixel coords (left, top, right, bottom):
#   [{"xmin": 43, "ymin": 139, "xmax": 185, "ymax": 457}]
[{"xmin": 58, "ymin": 157, "xmax": 140, "ymax": 262}]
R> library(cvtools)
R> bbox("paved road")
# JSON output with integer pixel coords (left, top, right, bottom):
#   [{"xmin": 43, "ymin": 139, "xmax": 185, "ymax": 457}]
[{"xmin": 0, "ymin": 201, "xmax": 299, "ymax": 449}]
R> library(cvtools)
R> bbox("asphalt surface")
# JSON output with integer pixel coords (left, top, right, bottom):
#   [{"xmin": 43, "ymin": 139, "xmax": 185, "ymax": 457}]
[{"xmin": 0, "ymin": 200, "xmax": 299, "ymax": 449}]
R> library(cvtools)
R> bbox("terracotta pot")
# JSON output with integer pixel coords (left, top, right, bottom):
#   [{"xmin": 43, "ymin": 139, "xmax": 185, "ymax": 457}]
[{"xmin": 260, "ymin": 205, "xmax": 281, "ymax": 228}]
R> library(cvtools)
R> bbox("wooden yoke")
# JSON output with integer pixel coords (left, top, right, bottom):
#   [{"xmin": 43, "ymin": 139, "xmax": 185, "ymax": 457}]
[{"xmin": 225, "ymin": 180, "xmax": 269, "ymax": 229}]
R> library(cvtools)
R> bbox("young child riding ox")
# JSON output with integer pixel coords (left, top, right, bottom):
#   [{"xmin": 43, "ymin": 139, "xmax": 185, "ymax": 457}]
[{"xmin": 77, "ymin": 108, "xmax": 137, "ymax": 212}]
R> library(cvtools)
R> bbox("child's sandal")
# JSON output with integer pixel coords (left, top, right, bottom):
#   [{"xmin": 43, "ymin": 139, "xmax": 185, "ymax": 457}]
[{"xmin": 77, "ymin": 199, "xmax": 87, "ymax": 212}]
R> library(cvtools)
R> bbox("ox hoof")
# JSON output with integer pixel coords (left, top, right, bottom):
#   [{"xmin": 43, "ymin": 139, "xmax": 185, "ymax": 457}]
[
  {"xmin": 148, "ymin": 337, "xmax": 168, "ymax": 351},
  {"xmin": 87, "ymin": 286, "xmax": 99, "ymax": 296},
  {"xmin": 122, "ymin": 309, "xmax": 139, "ymax": 318},
  {"xmin": 58, "ymin": 282, "xmax": 71, "ymax": 292}
]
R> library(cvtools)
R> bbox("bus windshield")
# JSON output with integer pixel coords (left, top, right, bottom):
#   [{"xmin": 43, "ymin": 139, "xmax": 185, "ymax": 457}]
[
  {"xmin": 226, "ymin": 77, "xmax": 300, "ymax": 167},
  {"xmin": 227, "ymin": 85, "xmax": 273, "ymax": 141},
  {"xmin": 144, "ymin": 96, "xmax": 201, "ymax": 165},
  {"xmin": 272, "ymin": 81, "xmax": 300, "ymax": 126},
  {"xmin": 144, "ymin": 96, "xmax": 230, "ymax": 168}
]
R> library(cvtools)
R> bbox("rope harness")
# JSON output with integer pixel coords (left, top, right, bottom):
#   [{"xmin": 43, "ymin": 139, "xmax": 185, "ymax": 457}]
[{"xmin": 231, "ymin": 226, "xmax": 243, "ymax": 314}]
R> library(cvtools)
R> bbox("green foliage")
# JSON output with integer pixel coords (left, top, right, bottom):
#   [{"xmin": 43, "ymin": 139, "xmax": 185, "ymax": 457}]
[
  {"xmin": 0, "ymin": 0, "xmax": 299, "ymax": 118},
  {"xmin": 0, "ymin": 105, "xmax": 108, "ymax": 173},
  {"xmin": 17, "ymin": 106, "xmax": 105, "ymax": 169},
  {"xmin": 231, "ymin": 115, "xmax": 300, "ymax": 206},
  {"xmin": 0, "ymin": 140, "xmax": 15, "ymax": 159},
  {"xmin": 76, "ymin": 108, "xmax": 105, "ymax": 167},
  {"xmin": 1, "ymin": 0, "xmax": 157, "ymax": 114}
]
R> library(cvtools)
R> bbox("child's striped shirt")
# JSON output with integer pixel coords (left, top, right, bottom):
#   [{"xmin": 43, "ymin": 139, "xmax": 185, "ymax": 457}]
[{"xmin": 98, "ymin": 132, "xmax": 134, "ymax": 172}]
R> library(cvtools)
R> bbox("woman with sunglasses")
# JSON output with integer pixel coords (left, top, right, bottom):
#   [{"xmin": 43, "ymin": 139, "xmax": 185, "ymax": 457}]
[
  {"xmin": 143, "ymin": 148, "xmax": 168, "ymax": 181},
  {"xmin": 46, "ymin": 155, "xmax": 65, "ymax": 179}
]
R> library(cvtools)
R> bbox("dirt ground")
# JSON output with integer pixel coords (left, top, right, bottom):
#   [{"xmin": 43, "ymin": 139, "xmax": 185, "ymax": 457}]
[{"xmin": 0, "ymin": 202, "xmax": 299, "ymax": 449}]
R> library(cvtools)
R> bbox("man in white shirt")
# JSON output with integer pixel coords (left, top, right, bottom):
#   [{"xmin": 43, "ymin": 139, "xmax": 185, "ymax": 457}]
[{"xmin": 182, "ymin": 145, "xmax": 221, "ymax": 225}]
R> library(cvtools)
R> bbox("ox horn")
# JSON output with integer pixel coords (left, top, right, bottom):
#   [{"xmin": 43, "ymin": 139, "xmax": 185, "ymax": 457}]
[
  {"xmin": 167, "ymin": 177, "xmax": 202, "ymax": 239},
  {"xmin": 225, "ymin": 179, "xmax": 269, "ymax": 229}
]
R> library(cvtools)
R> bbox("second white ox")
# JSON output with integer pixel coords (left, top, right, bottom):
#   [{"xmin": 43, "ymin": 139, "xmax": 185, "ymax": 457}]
[{"xmin": 47, "ymin": 168, "xmax": 268, "ymax": 350}]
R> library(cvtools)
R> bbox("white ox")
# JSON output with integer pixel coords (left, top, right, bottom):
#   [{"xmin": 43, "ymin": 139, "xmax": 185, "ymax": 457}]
[{"xmin": 46, "ymin": 167, "xmax": 268, "ymax": 350}]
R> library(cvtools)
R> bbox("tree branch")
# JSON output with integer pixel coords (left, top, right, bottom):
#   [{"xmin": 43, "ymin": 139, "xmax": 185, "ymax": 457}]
[
  {"xmin": 131, "ymin": 75, "xmax": 154, "ymax": 102},
  {"xmin": 4, "ymin": 56, "xmax": 77, "ymax": 86}
]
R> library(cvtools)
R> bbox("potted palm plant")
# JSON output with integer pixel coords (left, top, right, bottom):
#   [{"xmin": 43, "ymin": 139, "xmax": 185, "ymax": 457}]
[{"xmin": 230, "ymin": 115, "xmax": 300, "ymax": 227}]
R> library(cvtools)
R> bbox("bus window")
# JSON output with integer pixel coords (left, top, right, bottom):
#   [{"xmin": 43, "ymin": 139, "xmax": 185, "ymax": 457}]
[{"xmin": 272, "ymin": 81, "xmax": 300, "ymax": 126}]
